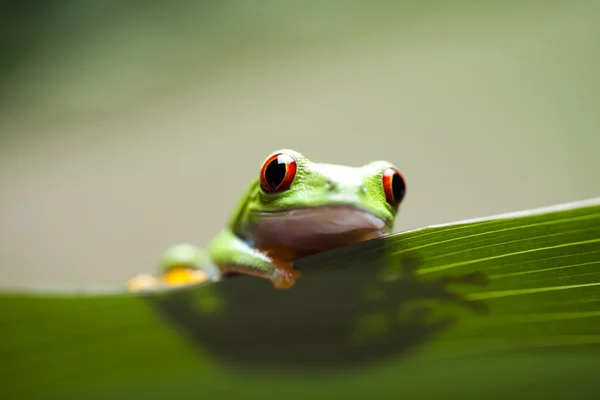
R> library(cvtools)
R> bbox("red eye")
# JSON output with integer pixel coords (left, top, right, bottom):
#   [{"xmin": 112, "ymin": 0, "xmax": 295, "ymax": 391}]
[
  {"xmin": 382, "ymin": 167, "xmax": 406, "ymax": 208},
  {"xmin": 259, "ymin": 153, "xmax": 297, "ymax": 193}
]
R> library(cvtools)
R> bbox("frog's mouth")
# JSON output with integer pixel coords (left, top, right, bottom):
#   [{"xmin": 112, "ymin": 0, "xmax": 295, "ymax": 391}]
[{"xmin": 247, "ymin": 205, "xmax": 390, "ymax": 252}]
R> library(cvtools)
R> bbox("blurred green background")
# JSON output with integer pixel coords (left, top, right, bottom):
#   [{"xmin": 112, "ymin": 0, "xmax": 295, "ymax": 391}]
[{"xmin": 1, "ymin": 0, "xmax": 599, "ymax": 290}]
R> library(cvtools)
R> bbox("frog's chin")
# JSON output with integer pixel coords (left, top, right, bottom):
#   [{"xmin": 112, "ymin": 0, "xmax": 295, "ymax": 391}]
[{"xmin": 246, "ymin": 205, "xmax": 390, "ymax": 254}]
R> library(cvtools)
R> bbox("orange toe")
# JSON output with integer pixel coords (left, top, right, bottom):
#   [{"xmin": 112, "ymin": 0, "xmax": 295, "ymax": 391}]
[
  {"xmin": 272, "ymin": 263, "xmax": 301, "ymax": 289},
  {"xmin": 162, "ymin": 267, "xmax": 209, "ymax": 286}
]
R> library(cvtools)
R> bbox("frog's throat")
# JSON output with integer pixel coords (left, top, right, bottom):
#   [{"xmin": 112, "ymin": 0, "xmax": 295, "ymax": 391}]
[
  {"xmin": 250, "ymin": 204, "xmax": 391, "ymax": 228},
  {"xmin": 246, "ymin": 204, "xmax": 391, "ymax": 249},
  {"xmin": 243, "ymin": 205, "xmax": 390, "ymax": 255}
]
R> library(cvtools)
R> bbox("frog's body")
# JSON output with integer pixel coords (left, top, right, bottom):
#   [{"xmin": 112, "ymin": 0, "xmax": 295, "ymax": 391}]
[{"xmin": 127, "ymin": 149, "xmax": 406, "ymax": 292}]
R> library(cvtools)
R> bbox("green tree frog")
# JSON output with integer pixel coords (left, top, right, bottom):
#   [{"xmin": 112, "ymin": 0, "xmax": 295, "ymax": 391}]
[{"xmin": 127, "ymin": 149, "xmax": 406, "ymax": 292}]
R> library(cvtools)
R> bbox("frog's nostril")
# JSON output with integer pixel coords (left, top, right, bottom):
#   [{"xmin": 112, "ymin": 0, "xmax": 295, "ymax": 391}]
[
  {"xmin": 358, "ymin": 185, "xmax": 367, "ymax": 194},
  {"xmin": 325, "ymin": 180, "xmax": 336, "ymax": 191}
]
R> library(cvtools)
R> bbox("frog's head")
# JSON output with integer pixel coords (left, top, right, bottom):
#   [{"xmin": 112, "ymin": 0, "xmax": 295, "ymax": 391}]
[{"xmin": 245, "ymin": 149, "xmax": 406, "ymax": 249}]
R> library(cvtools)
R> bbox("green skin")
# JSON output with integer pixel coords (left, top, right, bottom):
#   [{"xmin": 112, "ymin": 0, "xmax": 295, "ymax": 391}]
[{"xmin": 159, "ymin": 149, "xmax": 403, "ymax": 289}]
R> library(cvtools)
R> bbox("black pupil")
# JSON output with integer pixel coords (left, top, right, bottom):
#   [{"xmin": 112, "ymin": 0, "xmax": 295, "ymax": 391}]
[
  {"xmin": 265, "ymin": 158, "xmax": 287, "ymax": 189},
  {"xmin": 392, "ymin": 172, "xmax": 405, "ymax": 203}
]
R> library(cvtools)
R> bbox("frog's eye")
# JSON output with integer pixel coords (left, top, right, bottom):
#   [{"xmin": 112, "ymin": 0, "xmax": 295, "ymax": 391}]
[
  {"xmin": 382, "ymin": 167, "xmax": 406, "ymax": 208},
  {"xmin": 259, "ymin": 153, "xmax": 297, "ymax": 193}
]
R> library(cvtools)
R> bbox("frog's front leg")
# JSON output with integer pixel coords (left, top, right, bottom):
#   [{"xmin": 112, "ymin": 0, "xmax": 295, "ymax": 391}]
[
  {"xmin": 127, "ymin": 243, "xmax": 221, "ymax": 292},
  {"xmin": 208, "ymin": 229, "xmax": 300, "ymax": 289}
]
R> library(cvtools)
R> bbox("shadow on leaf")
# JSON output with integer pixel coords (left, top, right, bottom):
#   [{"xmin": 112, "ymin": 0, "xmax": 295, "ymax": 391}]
[{"xmin": 143, "ymin": 246, "xmax": 489, "ymax": 369}]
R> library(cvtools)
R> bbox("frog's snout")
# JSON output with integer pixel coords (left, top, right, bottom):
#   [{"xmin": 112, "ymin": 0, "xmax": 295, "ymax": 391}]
[{"xmin": 325, "ymin": 180, "xmax": 367, "ymax": 196}]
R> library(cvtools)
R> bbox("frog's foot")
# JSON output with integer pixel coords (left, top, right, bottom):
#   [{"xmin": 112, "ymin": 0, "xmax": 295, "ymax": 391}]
[
  {"xmin": 126, "ymin": 269, "xmax": 209, "ymax": 293},
  {"xmin": 271, "ymin": 259, "xmax": 301, "ymax": 289},
  {"xmin": 128, "ymin": 243, "xmax": 220, "ymax": 293},
  {"xmin": 159, "ymin": 243, "xmax": 221, "ymax": 287}
]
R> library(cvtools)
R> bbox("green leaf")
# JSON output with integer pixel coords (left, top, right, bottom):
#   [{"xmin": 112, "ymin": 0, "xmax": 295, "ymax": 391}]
[{"xmin": 2, "ymin": 198, "xmax": 600, "ymax": 399}]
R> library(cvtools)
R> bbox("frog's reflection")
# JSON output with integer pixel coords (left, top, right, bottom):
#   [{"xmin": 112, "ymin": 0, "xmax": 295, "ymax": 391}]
[{"xmin": 144, "ymin": 252, "xmax": 488, "ymax": 368}]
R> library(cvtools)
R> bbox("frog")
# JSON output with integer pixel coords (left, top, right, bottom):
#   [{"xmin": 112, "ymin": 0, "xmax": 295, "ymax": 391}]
[{"xmin": 127, "ymin": 149, "xmax": 406, "ymax": 292}]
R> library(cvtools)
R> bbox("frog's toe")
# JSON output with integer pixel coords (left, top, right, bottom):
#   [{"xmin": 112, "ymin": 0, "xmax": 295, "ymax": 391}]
[
  {"xmin": 271, "ymin": 264, "xmax": 301, "ymax": 289},
  {"xmin": 127, "ymin": 273, "xmax": 161, "ymax": 293},
  {"xmin": 162, "ymin": 267, "xmax": 210, "ymax": 286}
]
